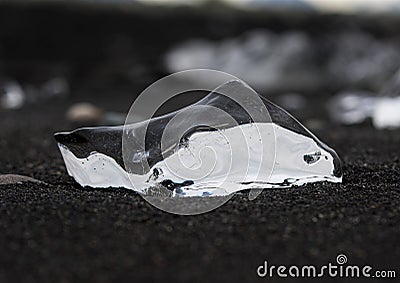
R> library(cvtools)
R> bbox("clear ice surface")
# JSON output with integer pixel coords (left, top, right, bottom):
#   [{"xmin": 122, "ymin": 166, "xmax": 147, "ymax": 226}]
[{"xmin": 55, "ymin": 80, "xmax": 342, "ymax": 197}]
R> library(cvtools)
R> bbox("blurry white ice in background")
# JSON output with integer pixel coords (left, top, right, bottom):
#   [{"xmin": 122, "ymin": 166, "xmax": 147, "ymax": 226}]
[
  {"xmin": 55, "ymin": 80, "xmax": 342, "ymax": 197},
  {"xmin": 165, "ymin": 27, "xmax": 400, "ymax": 129},
  {"xmin": 0, "ymin": 77, "xmax": 69, "ymax": 110},
  {"xmin": 373, "ymin": 70, "xmax": 400, "ymax": 129},
  {"xmin": 328, "ymin": 91, "xmax": 377, "ymax": 125},
  {"xmin": 165, "ymin": 30, "xmax": 322, "ymax": 93},
  {"xmin": 165, "ymin": 29, "xmax": 400, "ymax": 93},
  {"xmin": 373, "ymin": 97, "xmax": 400, "ymax": 129},
  {"xmin": 327, "ymin": 31, "xmax": 400, "ymax": 90},
  {"xmin": 0, "ymin": 80, "xmax": 25, "ymax": 109}
]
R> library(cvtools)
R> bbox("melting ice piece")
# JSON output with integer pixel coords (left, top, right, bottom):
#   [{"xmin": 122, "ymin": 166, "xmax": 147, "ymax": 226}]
[{"xmin": 55, "ymin": 81, "xmax": 342, "ymax": 197}]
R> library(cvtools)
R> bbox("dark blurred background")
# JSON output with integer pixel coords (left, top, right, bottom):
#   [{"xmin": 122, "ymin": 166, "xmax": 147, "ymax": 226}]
[
  {"xmin": 1, "ymin": 0, "xmax": 400, "ymax": 125},
  {"xmin": 0, "ymin": 0, "xmax": 400, "ymax": 129}
]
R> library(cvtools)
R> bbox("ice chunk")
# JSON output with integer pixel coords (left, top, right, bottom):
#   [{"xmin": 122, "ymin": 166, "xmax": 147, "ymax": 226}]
[
  {"xmin": 164, "ymin": 30, "xmax": 321, "ymax": 92},
  {"xmin": 373, "ymin": 97, "xmax": 400, "ymax": 129},
  {"xmin": 55, "ymin": 80, "xmax": 342, "ymax": 198},
  {"xmin": 0, "ymin": 77, "xmax": 69, "ymax": 110},
  {"xmin": 373, "ymin": 70, "xmax": 400, "ymax": 129},
  {"xmin": 165, "ymin": 30, "xmax": 400, "ymax": 93},
  {"xmin": 0, "ymin": 80, "xmax": 25, "ymax": 110},
  {"xmin": 328, "ymin": 90, "xmax": 377, "ymax": 125}
]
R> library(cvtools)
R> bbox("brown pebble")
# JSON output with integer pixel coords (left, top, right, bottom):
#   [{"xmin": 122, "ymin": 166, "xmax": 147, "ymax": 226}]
[
  {"xmin": 66, "ymin": 102, "xmax": 103, "ymax": 123},
  {"xmin": 0, "ymin": 174, "xmax": 44, "ymax": 185}
]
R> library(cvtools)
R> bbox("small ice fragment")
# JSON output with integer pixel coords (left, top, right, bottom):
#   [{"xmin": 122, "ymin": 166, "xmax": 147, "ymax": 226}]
[
  {"xmin": 372, "ymin": 70, "xmax": 400, "ymax": 129},
  {"xmin": 328, "ymin": 90, "xmax": 377, "ymax": 125},
  {"xmin": 328, "ymin": 69, "xmax": 400, "ymax": 129},
  {"xmin": 165, "ymin": 29, "xmax": 400, "ymax": 93},
  {"xmin": 0, "ymin": 80, "xmax": 25, "ymax": 110},
  {"xmin": 373, "ymin": 97, "xmax": 400, "ymax": 129},
  {"xmin": 55, "ymin": 80, "xmax": 342, "ymax": 197},
  {"xmin": 1, "ymin": 77, "xmax": 69, "ymax": 110}
]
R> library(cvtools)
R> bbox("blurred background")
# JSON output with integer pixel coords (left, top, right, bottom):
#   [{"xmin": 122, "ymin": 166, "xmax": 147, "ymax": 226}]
[{"xmin": 1, "ymin": 0, "xmax": 400, "ymax": 130}]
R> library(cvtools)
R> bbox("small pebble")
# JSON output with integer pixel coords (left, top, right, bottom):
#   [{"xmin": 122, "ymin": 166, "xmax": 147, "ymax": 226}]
[
  {"xmin": 0, "ymin": 174, "xmax": 44, "ymax": 185},
  {"xmin": 66, "ymin": 102, "xmax": 103, "ymax": 123}
]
